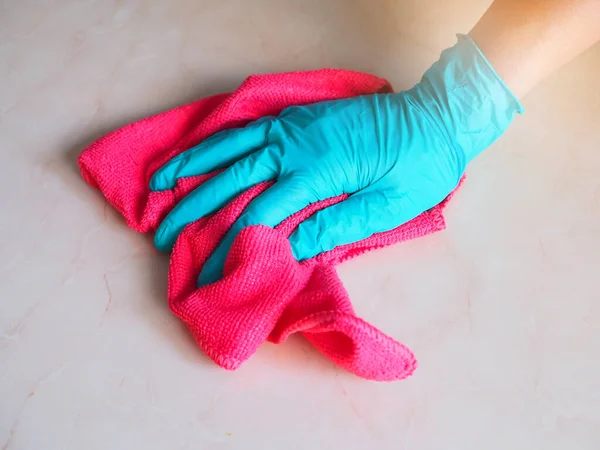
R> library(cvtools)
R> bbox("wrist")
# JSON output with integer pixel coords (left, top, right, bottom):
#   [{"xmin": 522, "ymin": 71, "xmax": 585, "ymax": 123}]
[{"xmin": 408, "ymin": 34, "xmax": 524, "ymax": 164}]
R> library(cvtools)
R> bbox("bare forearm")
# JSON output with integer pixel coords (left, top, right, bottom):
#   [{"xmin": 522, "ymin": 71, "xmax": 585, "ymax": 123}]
[{"xmin": 469, "ymin": 0, "xmax": 600, "ymax": 98}]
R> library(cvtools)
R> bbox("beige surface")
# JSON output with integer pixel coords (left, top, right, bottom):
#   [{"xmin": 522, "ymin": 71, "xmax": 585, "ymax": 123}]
[{"xmin": 1, "ymin": 1, "xmax": 600, "ymax": 449}]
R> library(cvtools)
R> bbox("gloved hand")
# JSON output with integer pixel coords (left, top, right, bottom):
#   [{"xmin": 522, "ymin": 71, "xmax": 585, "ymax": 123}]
[{"xmin": 150, "ymin": 34, "xmax": 523, "ymax": 286}]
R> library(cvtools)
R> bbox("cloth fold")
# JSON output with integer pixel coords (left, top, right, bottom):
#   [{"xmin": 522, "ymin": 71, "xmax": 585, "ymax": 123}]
[{"xmin": 79, "ymin": 69, "xmax": 459, "ymax": 381}]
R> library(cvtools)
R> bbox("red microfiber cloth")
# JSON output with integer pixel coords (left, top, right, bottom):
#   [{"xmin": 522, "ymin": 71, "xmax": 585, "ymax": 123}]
[{"xmin": 79, "ymin": 69, "xmax": 459, "ymax": 381}]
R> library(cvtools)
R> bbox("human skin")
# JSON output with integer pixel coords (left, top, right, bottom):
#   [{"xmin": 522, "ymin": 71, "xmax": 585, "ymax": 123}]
[{"xmin": 469, "ymin": 0, "xmax": 600, "ymax": 99}]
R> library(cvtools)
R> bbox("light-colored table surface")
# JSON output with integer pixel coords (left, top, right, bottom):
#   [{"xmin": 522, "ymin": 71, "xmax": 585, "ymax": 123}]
[{"xmin": 2, "ymin": 1, "xmax": 599, "ymax": 449}]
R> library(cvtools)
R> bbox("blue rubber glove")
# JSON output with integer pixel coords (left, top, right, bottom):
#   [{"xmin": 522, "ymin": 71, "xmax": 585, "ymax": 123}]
[{"xmin": 150, "ymin": 34, "xmax": 523, "ymax": 286}]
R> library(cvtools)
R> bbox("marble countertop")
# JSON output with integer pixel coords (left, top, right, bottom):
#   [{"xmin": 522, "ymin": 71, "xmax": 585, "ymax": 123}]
[{"xmin": 2, "ymin": 1, "xmax": 599, "ymax": 449}]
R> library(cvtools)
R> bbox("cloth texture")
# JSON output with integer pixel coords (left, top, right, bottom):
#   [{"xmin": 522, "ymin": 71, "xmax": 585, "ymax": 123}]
[{"xmin": 79, "ymin": 69, "xmax": 459, "ymax": 381}]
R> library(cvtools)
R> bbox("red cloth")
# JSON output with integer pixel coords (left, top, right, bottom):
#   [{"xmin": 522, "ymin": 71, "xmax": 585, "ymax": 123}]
[{"xmin": 79, "ymin": 69, "xmax": 458, "ymax": 381}]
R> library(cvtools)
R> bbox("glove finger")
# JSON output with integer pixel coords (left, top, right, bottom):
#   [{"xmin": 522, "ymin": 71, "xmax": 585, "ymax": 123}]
[
  {"xmin": 289, "ymin": 183, "xmax": 422, "ymax": 261},
  {"xmin": 154, "ymin": 147, "xmax": 278, "ymax": 251},
  {"xmin": 197, "ymin": 178, "xmax": 320, "ymax": 286},
  {"xmin": 149, "ymin": 118, "xmax": 272, "ymax": 191}
]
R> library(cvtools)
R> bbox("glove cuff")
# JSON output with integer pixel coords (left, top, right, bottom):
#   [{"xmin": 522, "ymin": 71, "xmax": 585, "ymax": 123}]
[{"xmin": 410, "ymin": 33, "xmax": 525, "ymax": 164}]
